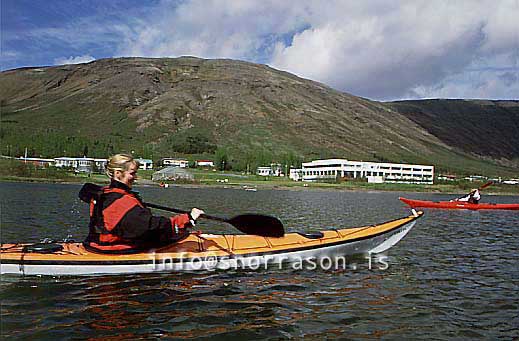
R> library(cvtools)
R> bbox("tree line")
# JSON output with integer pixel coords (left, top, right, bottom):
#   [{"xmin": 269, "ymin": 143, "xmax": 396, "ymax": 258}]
[{"xmin": 1, "ymin": 127, "xmax": 303, "ymax": 173}]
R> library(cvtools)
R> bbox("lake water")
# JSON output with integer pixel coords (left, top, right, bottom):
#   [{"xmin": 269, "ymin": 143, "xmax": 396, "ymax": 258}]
[{"xmin": 1, "ymin": 182, "xmax": 518, "ymax": 339}]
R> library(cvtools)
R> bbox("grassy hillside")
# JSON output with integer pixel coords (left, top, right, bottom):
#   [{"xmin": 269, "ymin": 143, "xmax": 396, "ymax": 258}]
[
  {"xmin": 1, "ymin": 57, "xmax": 518, "ymax": 177},
  {"xmin": 388, "ymin": 99, "xmax": 519, "ymax": 166}
]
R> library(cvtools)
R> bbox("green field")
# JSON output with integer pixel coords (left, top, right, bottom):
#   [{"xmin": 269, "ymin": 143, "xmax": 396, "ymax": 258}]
[{"xmin": 1, "ymin": 159, "xmax": 518, "ymax": 195}]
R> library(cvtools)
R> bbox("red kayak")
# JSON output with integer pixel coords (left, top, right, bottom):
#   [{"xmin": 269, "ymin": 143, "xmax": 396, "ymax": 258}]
[{"xmin": 399, "ymin": 197, "xmax": 519, "ymax": 210}]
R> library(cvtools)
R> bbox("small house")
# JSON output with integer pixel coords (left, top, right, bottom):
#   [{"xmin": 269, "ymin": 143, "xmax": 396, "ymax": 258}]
[
  {"xmin": 161, "ymin": 158, "xmax": 189, "ymax": 168},
  {"xmin": 135, "ymin": 158, "xmax": 153, "ymax": 170},
  {"xmin": 195, "ymin": 160, "xmax": 214, "ymax": 168}
]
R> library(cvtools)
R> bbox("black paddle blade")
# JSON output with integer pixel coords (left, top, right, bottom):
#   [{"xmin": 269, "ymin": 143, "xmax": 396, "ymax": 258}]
[{"xmin": 227, "ymin": 214, "xmax": 285, "ymax": 237}]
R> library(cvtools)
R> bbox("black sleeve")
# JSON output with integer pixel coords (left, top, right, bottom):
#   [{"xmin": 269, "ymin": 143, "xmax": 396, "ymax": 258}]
[{"xmin": 114, "ymin": 205, "xmax": 174, "ymax": 240}]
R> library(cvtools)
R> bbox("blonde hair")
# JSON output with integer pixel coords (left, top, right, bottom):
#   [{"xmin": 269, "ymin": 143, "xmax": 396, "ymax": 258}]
[{"xmin": 106, "ymin": 153, "xmax": 140, "ymax": 178}]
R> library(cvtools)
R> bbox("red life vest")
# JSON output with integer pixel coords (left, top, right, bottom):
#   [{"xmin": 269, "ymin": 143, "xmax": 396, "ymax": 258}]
[{"xmin": 88, "ymin": 187, "xmax": 143, "ymax": 252}]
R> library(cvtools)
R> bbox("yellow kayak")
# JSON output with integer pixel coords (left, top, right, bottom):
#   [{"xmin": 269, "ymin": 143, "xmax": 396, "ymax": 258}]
[{"xmin": 0, "ymin": 210, "xmax": 422, "ymax": 276}]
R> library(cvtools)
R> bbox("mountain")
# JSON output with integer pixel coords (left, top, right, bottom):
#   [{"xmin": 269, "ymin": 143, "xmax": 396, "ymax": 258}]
[
  {"xmin": 388, "ymin": 99, "xmax": 519, "ymax": 164},
  {"xmin": 1, "ymin": 57, "xmax": 518, "ymax": 176}
]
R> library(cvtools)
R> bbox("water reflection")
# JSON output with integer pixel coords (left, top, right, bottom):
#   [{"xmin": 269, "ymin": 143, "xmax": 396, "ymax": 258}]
[{"xmin": 1, "ymin": 183, "xmax": 518, "ymax": 339}]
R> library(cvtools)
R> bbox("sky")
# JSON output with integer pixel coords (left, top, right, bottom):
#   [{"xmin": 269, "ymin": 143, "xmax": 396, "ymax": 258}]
[{"xmin": 1, "ymin": 0, "xmax": 518, "ymax": 101}]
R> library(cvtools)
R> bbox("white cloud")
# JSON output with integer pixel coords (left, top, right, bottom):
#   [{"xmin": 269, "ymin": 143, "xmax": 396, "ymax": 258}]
[
  {"xmin": 9, "ymin": 0, "xmax": 516, "ymax": 100},
  {"xmin": 112, "ymin": 0, "xmax": 518, "ymax": 100},
  {"xmin": 54, "ymin": 55, "xmax": 95, "ymax": 65},
  {"xmin": 269, "ymin": 0, "xmax": 519, "ymax": 100},
  {"xmin": 409, "ymin": 53, "xmax": 519, "ymax": 100},
  {"xmin": 115, "ymin": 0, "xmax": 310, "ymax": 61}
]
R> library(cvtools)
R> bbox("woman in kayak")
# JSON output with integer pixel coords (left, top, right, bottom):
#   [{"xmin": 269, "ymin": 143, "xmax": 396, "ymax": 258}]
[
  {"xmin": 455, "ymin": 188, "xmax": 481, "ymax": 204},
  {"xmin": 84, "ymin": 153, "xmax": 204, "ymax": 253}
]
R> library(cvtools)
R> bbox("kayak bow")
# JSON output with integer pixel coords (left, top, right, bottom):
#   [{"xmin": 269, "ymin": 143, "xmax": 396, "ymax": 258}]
[
  {"xmin": 399, "ymin": 197, "xmax": 519, "ymax": 210},
  {"xmin": 1, "ymin": 211, "xmax": 422, "ymax": 276}
]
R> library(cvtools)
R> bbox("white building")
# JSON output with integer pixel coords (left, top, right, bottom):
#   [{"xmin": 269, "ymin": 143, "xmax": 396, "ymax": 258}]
[
  {"xmin": 257, "ymin": 164, "xmax": 283, "ymax": 176},
  {"xmin": 289, "ymin": 168, "xmax": 303, "ymax": 181},
  {"xmin": 161, "ymin": 158, "xmax": 189, "ymax": 168},
  {"xmin": 437, "ymin": 174, "xmax": 457, "ymax": 181},
  {"xmin": 54, "ymin": 157, "xmax": 94, "ymax": 172},
  {"xmin": 54, "ymin": 157, "xmax": 107, "ymax": 173},
  {"xmin": 257, "ymin": 167, "xmax": 273, "ymax": 176},
  {"xmin": 18, "ymin": 157, "xmax": 55, "ymax": 167},
  {"xmin": 295, "ymin": 159, "xmax": 434, "ymax": 184},
  {"xmin": 196, "ymin": 160, "xmax": 214, "ymax": 167},
  {"xmin": 92, "ymin": 158, "xmax": 108, "ymax": 172},
  {"xmin": 135, "ymin": 158, "xmax": 153, "ymax": 170},
  {"xmin": 54, "ymin": 157, "xmax": 79, "ymax": 168},
  {"xmin": 464, "ymin": 175, "xmax": 487, "ymax": 182}
]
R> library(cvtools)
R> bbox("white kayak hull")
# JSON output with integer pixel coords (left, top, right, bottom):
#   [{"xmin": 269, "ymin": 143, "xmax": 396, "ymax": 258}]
[{"xmin": 1, "ymin": 211, "xmax": 421, "ymax": 276}]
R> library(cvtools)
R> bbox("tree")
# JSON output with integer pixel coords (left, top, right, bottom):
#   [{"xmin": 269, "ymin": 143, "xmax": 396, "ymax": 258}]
[
  {"xmin": 281, "ymin": 151, "xmax": 303, "ymax": 175},
  {"xmin": 166, "ymin": 129, "xmax": 217, "ymax": 154},
  {"xmin": 215, "ymin": 148, "xmax": 228, "ymax": 171}
]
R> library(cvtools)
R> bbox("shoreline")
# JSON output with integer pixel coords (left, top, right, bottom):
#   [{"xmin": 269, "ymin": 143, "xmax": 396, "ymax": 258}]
[
  {"xmin": 151, "ymin": 182, "xmax": 519, "ymax": 196},
  {"xmin": 1, "ymin": 177, "xmax": 519, "ymax": 196}
]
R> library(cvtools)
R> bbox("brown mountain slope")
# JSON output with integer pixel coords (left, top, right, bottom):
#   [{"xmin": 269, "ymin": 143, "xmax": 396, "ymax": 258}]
[
  {"xmin": 388, "ymin": 99, "xmax": 519, "ymax": 161},
  {"xmin": 1, "ymin": 57, "xmax": 517, "ymax": 175}
]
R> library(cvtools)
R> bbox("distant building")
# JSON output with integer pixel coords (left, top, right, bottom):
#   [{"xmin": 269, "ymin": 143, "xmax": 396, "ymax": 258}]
[
  {"xmin": 257, "ymin": 164, "xmax": 283, "ymax": 176},
  {"xmin": 257, "ymin": 167, "xmax": 272, "ymax": 176},
  {"xmin": 94, "ymin": 159, "xmax": 108, "ymax": 172},
  {"xmin": 195, "ymin": 160, "xmax": 214, "ymax": 168},
  {"xmin": 289, "ymin": 168, "xmax": 303, "ymax": 181},
  {"xmin": 135, "ymin": 158, "xmax": 153, "ymax": 170},
  {"xmin": 464, "ymin": 175, "xmax": 487, "ymax": 182},
  {"xmin": 295, "ymin": 158, "xmax": 434, "ymax": 184},
  {"xmin": 54, "ymin": 157, "xmax": 107, "ymax": 173},
  {"xmin": 152, "ymin": 166, "xmax": 194, "ymax": 181},
  {"xmin": 54, "ymin": 157, "xmax": 94, "ymax": 172},
  {"xmin": 161, "ymin": 158, "xmax": 189, "ymax": 168},
  {"xmin": 437, "ymin": 174, "xmax": 457, "ymax": 181},
  {"xmin": 18, "ymin": 157, "xmax": 55, "ymax": 167},
  {"xmin": 54, "ymin": 157, "xmax": 79, "ymax": 168}
]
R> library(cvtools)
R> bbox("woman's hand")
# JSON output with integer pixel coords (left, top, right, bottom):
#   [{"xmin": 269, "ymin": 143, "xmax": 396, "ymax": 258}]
[{"xmin": 190, "ymin": 208, "xmax": 204, "ymax": 221}]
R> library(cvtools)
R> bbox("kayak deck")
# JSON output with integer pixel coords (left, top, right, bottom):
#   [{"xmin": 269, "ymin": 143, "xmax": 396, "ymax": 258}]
[
  {"xmin": 1, "ymin": 211, "xmax": 422, "ymax": 275},
  {"xmin": 399, "ymin": 197, "xmax": 519, "ymax": 210}
]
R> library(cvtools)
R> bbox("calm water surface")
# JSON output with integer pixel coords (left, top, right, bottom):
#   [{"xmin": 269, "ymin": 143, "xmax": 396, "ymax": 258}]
[{"xmin": 1, "ymin": 182, "xmax": 518, "ymax": 339}]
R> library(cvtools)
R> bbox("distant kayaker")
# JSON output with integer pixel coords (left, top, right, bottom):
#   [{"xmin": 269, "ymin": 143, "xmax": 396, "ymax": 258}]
[
  {"xmin": 455, "ymin": 188, "xmax": 481, "ymax": 204},
  {"xmin": 84, "ymin": 153, "xmax": 204, "ymax": 253}
]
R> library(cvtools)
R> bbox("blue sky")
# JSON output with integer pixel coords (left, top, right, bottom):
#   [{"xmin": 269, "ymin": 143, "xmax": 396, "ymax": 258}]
[{"xmin": 2, "ymin": 0, "xmax": 518, "ymax": 101}]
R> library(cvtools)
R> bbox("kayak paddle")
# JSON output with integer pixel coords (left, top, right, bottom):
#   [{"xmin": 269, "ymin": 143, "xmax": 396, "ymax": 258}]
[
  {"xmin": 79, "ymin": 183, "xmax": 285, "ymax": 238},
  {"xmin": 144, "ymin": 202, "xmax": 284, "ymax": 237},
  {"xmin": 478, "ymin": 180, "xmax": 493, "ymax": 190}
]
